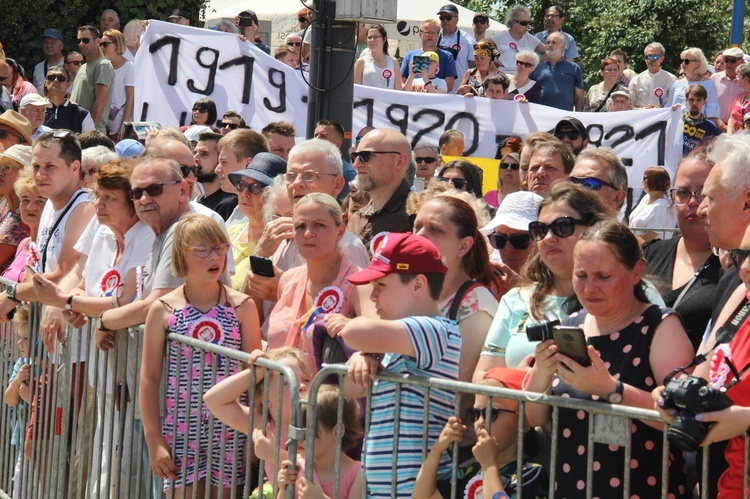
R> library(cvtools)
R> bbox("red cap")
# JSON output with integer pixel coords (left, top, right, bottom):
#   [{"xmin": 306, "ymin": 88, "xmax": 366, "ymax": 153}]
[
  {"xmin": 484, "ymin": 367, "xmax": 526, "ymax": 390},
  {"xmin": 347, "ymin": 232, "xmax": 447, "ymax": 285}
]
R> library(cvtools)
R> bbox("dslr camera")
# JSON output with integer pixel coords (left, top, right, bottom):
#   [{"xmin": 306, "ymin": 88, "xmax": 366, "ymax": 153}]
[
  {"xmin": 660, "ymin": 375, "xmax": 733, "ymax": 452},
  {"xmin": 525, "ymin": 312, "xmax": 560, "ymax": 342}
]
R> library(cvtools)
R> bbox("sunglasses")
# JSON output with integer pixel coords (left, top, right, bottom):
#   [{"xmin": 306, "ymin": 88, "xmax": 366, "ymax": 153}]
[
  {"xmin": 516, "ymin": 60, "xmax": 534, "ymax": 68},
  {"xmin": 681, "ymin": 59, "xmax": 697, "ymax": 65},
  {"xmin": 350, "ymin": 150, "xmax": 401, "ymax": 163},
  {"xmin": 474, "ymin": 18, "xmax": 488, "ymax": 24},
  {"xmin": 465, "ymin": 406, "xmax": 517, "ymax": 423},
  {"xmin": 529, "ymin": 216, "xmax": 589, "ymax": 241},
  {"xmin": 287, "ymin": 41, "xmax": 301, "ymax": 47},
  {"xmin": 193, "ymin": 107, "xmax": 207, "ymax": 112},
  {"xmin": 298, "ymin": 17, "xmax": 309, "ymax": 23},
  {"xmin": 555, "ymin": 130, "xmax": 581, "ymax": 140},
  {"xmin": 500, "ymin": 162, "xmax": 520, "ymax": 171},
  {"xmin": 438, "ymin": 177, "xmax": 467, "ymax": 190},
  {"xmin": 439, "ymin": 15, "xmax": 454, "ymax": 21},
  {"xmin": 488, "ymin": 233, "xmax": 532, "ymax": 250},
  {"xmin": 669, "ymin": 188, "xmax": 705, "ymax": 206},
  {"xmin": 284, "ymin": 171, "xmax": 337, "ymax": 183},
  {"xmin": 100, "ymin": 41, "xmax": 114, "ymax": 48},
  {"xmin": 221, "ymin": 121, "xmax": 240, "ymax": 130},
  {"xmin": 645, "ymin": 54, "xmax": 661, "ymax": 61},
  {"xmin": 66, "ymin": 60, "xmax": 83, "ymax": 66},
  {"xmin": 729, "ymin": 248, "xmax": 750, "ymax": 269},
  {"xmin": 46, "ymin": 74, "xmax": 67, "ymax": 82},
  {"xmin": 568, "ymin": 176, "xmax": 618, "ymax": 191},
  {"xmin": 0, "ymin": 129, "xmax": 21, "ymax": 141},
  {"xmin": 188, "ymin": 243, "xmax": 231, "ymax": 258},
  {"xmin": 724, "ymin": 57, "xmax": 739, "ymax": 64},
  {"xmin": 76, "ymin": 37, "xmax": 91, "ymax": 44},
  {"xmin": 234, "ymin": 180, "xmax": 263, "ymax": 194},
  {"xmin": 131, "ymin": 181, "xmax": 180, "ymax": 200},
  {"xmin": 415, "ymin": 156, "xmax": 437, "ymax": 164},
  {"xmin": 180, "ymin": 165, "xmax": 202, "ymax": 178},
  {"xmin": 516, "ymin": 20, "xmax": 531, "ymax": 26}
]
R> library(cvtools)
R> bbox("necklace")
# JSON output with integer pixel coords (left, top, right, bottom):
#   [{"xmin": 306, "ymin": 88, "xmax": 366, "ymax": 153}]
[{"xmin": 676, "ymin": 239, "xmax": 708, "ymax": 270}]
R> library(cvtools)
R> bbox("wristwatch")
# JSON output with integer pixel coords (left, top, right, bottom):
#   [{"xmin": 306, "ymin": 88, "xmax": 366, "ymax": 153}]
[
  {"xmin": 65, "ymin": 295, "xmax": 74, "ymax": 311},
  {"xmin": 606, "ymin": 379, "xmax": 624, "ymax": 404},
  {"xmin": 6, "ymin": 284, "xmax": 20, "ymax": 303},
  {"xmin": 96, "ymin": 314, "xmax": 113, "ymax": 332}
]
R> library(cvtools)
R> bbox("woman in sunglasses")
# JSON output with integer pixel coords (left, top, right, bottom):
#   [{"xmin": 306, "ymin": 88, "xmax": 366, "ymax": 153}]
[
  {"xmin": 666, "ymin": 47, "xmax": 720, "ymax": 122},
  {"xmin": 629, "ymin": 166, "xmax": 676, "ymax": 241},
  {"xmin": 437, "ymin": 159, "xmax": 484, "ymax": 199},
  {"xmin": 474, "ymin": 183, "xmax": 608, "ymax": 377},
  {"xmin": 490, "ymin": 4, "xmax": 547, "ymax": 75},
  {"xmin": 100, "ymin": 30, "xmax": 134, "ymax": 141},
  {"xmin": 526, "ymin": 219, "xmax": 693, "ymax": 499},
  {"xmin": 584, "ymin": 57, "xmax": 629, "ymax": 112},
  {"xmin": 354, "ymin": 24, "xmax": 402, "ymax": 91},
  {"xmin": 507, "ymin": 50, "xmax": 541, "ymax": 103},
  {"xmin": 185, "ymin": 98, "xmax": 218, "ymax": 132},
  {"xmin": 484, "ymin": 152, "xmax": 523, "ymax": 208}
]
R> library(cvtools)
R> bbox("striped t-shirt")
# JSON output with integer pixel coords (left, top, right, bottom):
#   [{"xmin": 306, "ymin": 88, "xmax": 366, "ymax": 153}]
[{"xmin": 364, "ymin": 316, "xmax": 461, "ymax": 497}]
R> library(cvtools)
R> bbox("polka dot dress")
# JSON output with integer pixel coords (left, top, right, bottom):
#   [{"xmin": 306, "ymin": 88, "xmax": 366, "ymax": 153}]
[{"xmin": 551, "ymin": 305, "xmax": 690, "ymax": 498}]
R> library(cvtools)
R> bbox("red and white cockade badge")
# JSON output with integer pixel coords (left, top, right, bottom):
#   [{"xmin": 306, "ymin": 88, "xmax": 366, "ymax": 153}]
[
  {"xmin": 314, "ymin": 286, "xmax": 344, "ymax": 314},
  {"xmin": 653, "ymin": 87, "xmax": 664, "ymax": 98},
  {"xmin": 509, "ymin": 42, "xmax": 517, "ymax": 51},
  {"xmin": 193, "ymin": 319, "xmax": 222, "ymax": 344},
  {"xmin": 465, "ymin": 472, "xmax": 483, "ymax": 498},
  {"xmin": 381, "ymin": 69, "xmax": 392, "ymax": 79},
  {"xmin": 370, "ymin": 231, "xmax": 389, "ymax": 255},
  {"xmin": 100, "ymin": 269, "xmax": 122, "ymax": 295},
  {"xmin": 514, "ymin": 93, "xmax": 526, "ymax": 101}
]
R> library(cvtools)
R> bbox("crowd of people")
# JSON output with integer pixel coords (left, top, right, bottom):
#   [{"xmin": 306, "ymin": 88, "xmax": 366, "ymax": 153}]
[{"xmin": 1, "ymin": 3, "xmax": 750, "ymax": 499}]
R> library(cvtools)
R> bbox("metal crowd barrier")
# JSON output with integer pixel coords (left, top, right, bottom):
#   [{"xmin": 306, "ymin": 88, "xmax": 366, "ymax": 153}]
[{"xmin": 631, "ymin": 227, "xmax": 682, "ymax": 240}]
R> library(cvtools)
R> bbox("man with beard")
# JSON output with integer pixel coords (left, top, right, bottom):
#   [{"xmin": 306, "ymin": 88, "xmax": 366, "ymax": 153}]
[
  {"xmin": 194, "ymin": 131, "xmax": 237, "ymax": 220},
  {"xmin": 530, "ymin": 32, "xmax": 583, "ymax": 111},
  {"xmin": 553, "ymin": 116, "xmax": 588, "ymax": 155},
  {"xmin": 534, "ymin": 6, "xmax": 578, "ymax": 61},
  {"xmin": 682, "ymin": 85, "xmax": 719, "ymax": 155},
  {"xmin": 347, "ymin": 129, "xmax": 414, "ymax": 250}
]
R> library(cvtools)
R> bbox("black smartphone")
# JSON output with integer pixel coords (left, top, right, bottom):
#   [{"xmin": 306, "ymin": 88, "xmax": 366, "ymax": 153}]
[
  {"xmin": 249, "ymin": 255, "xmax": 275, "ymax": 278},
  {"xmin": 413, "ymin": 56, "xmax": 430, "ymax": 73},
  {"xmin": 552, "ymin": 326, "xmax": 591, "ymax": 368}
]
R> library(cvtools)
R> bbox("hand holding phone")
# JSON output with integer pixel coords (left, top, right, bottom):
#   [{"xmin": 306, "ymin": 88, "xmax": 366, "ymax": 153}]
[
  {"xmin": 552, "ymin": 326, "xmax": 591, "ymax": 368},
  {"xmin": 249, "ymin": 255, "xmax": 275, "ymax": 278}
]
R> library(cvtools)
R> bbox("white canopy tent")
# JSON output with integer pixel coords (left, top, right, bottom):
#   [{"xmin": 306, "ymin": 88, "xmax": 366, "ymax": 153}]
[{"xmin": 204, "ymin": 0, "xmax": 505, "ymax": 55}]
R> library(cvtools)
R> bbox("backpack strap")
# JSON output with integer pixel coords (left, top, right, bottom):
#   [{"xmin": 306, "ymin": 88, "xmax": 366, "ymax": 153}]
[{"xmin": 448, "ymin": 280, "xmax": 480, "ymax": 321}]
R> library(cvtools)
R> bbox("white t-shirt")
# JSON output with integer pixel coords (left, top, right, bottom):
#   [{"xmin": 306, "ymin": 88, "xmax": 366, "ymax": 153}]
[
  {"xmin": 629, "ymin": 195, "xmax": 676, "ymax": 238},
  {"xmin": 107, "ymin": 61, "xmax": 135, "ymax": 135},
  {"xmin": 490, "ymin": 30, "xmax": 542, "ymax": 75}
]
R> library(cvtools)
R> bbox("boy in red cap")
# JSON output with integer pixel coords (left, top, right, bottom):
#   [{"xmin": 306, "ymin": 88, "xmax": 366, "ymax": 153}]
[
  {"xmin": 414, "ymin": 367, "xmax": 548, "ymax": 498},
  {"xmin": 324, "ymin": 232, "xmax": 461, "ymax": 497}
]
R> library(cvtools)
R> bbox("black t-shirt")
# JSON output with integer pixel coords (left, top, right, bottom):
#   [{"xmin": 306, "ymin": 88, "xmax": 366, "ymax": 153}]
[{"xmin": 198, "ymin": 189, "xmax": 237, "ymax": 221}]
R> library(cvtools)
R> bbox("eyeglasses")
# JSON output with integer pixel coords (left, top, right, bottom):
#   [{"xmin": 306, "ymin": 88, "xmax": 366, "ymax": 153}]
[
  {"xmin": 131, "ymin": 181, "xmax": 180, "ymax": 200},
  {"xmin": 52, "ymin": 130, "xmax": 74, "ymax": 141},
  {"xmin": 529, "ymin": 216, "xmax": 589, "ymax": 241},
  {"xmin": 221, "ymin": 121, "xmax": 239, "ymax": 130},
  {"xmin": 488, "ymin": 233, "xmax": 532, "ymax": 250},
  {"xmin": 180, "ymin": 165, "xmax": 202, "ymax": 178},
  {"xmin": 187, "ymin": 243, "xmax": 231, "ymax": 258},
  {"xmin": 66, "ymin": 60, "xmax": 83, "ymax": 66},
  {"xmin": 100, "ymin": 41, "xmax": 114, "ymax": 48},
  {"xmin": 350, "ymin": 150, "xmax": 402, "ymax": 163},
  {"xmin": 298, "ymin": 17, "xmax": 309, "ymax": 23},
  {"xmin": 354, "ymin": 135, "xmax": 365, "ymax": 144},
  {"xmin": 645, "ymin": 54, "xmax": 661, "ymax": 61},
  {"xmin": 516, "ymin": 20, "xmax": 531, "ymax": 26},
  {"xmin": 76, "ymin": 37, "xmax": 91, "ymax": 44},
  {"xmin": 724, "ymin": 57, "xmax": 739, "ymax": 64},
  {"xmin": 728, "ymin": 248, "xmax": 750, "ymax": 269},
  {"xmin": 500, "ymin": 162, "xmax": 520, "ymax": 170},
  {"xmin": 287, "ymin": 41, "xmax": 301, "ymax": 47},
  {"xmin": 415, "ymin": 157, "xmax": 437, "ymax": 164},
  {"xmin": 681, "ymin": 59, "xmax": 697, "ymax": 65},
  {"xmin": 465, "ymin": 406, "xmax": 517, "ymax": 423},
  {"xmin": 284, "ymin": 170, "xmax": 338, "ymax": 183},
  {"xmin": 366, "ymin": 36, "xmax": 382, "ymax": 40},
  {"xmin": 669, "ymin": 188, "xmax": 705, "ymax": 206},
  {"xmin": 0, "ymin": 164, "xmax": 19, "ymax": 175},
  {"xmin": 555, "ymin": 130, "xmax": 580, "ymax": 140},
  {"xmin": 0, "ymin": 129, "xmax": 21, "ymax": 141},
  {"xmin": 438, "ymin": 177, "xmax": 467, "ymax": 190},
  {"xmin": 473, "ymin": 18, "xmax": 488, "ymax": 24},
  {"xmin": 234, "ymin": 180, "xmax": 263, "ymax": 194},
  {"xmin": 439, "ymin": 15, "xmax": 454, "ymax": 21},
  {"xmin": 569, "ymin": 176, "xmax": 618, "ymax": 191},
  {"xmin": 516, "ymin": 60, "xmax": 534, "ymax": 68},
  {"xmin": 46, "ymin": 74, "xmax": 67, "ymax": 82}
]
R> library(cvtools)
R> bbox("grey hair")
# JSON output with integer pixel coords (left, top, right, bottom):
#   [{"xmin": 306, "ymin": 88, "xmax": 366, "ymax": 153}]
[
  {"xmin": 404, "ymin": 158, "xmax": 416, "ymax": 185},
  {"xmin": 101, "ymin": 9, "xmax": 120, "ymax": 24},
  {"xmin": 82, "ymin": 145, "xmax": 118, "ymax": 168},
  {"xmin": 736, "ymin": 63, "xmax": 750, "ymax": 80},
  {"xmin": 644, "ymin": 42, "xmax": 666, "ymax": 57},
  {"xmin": 133, "ymin": 157, "xmax": 183, "ymax": 183},
  {"xmin": 216, "ymin": 20, "xmax": 239, "ymax": 34},
  {"xmin": 516, "ymin": 50, "xmax": 540, "ymax": 67},
  {"xmin": 413, "ymin": 142, "xmax": 440, "ymax": 157},
  {"xmin": 505, "ymin": 5, "xmax": 531, "ymax": 26},
  {"xmin": 576, "ymin": 147, "xmax": 628, "ymax": 191},
  {"xmin": 287, "ymin": 139, "xmax": 343, "ymax": 175},
  {"xmin": 122, "ymin": 20, "xmax": 142, "ymax": 47},
  {"xmin": 261, "ymin": 176, "xmax": 288, "ymax": 223},
  {"xmin": 681, "ymin": 47, "xmax": 709, "ymax": 75},
  {"xmin": 548, "ymin": 31, "xmax": 566, "ymax": 50},
  {"xmin": 707, "ymin": 133, "xmax": 750, "ymax": 199}
]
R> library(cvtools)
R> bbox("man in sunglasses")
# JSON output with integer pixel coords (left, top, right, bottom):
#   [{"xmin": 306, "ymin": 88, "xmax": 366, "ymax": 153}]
[
  {"xmin": 347, "ymin": 129, "xmax": 415, "ymax": 251},
  {"xmin": 711, "ymin": 48, "xmax": 746, "ymax": 133},
  {"xmin": 569, "ymin": 147, "xmax": 627, "ymax": 215},
  {"xmin": 628, "ymin": 42, "xmax": 676, "ymax": 109},
  {"xmin": 534, "ymin": 6, "xmax": 578, "ymax": 62},
  {"xmin": 530, "ymin": 32, "xmax": 583, "ymax": 111},
  {"xmin": 400, "ymin": 19, "xmax": 458, "ymax": 93},
  {"xmin": 436, "ymin": 4, "xmax": 476, "ymax": 94},
  {"xmin": 70, "ymin": 25, "xmax": 114, "ymax": 134},
  {"xmin": 32, "ymin": 28, "xmax": 65, "ymax": 94},
  {"xmin": 219, "ymin": 111, "xmax": 245, "ymax": 135},
  {"xmin": 472, "ymin": 12, "xmax": 490, "ymax": 42},
  {"xmin": 553, "ymin": 116, "xmax": 588, "ymax": 155},
  {"xmin": 413, "ymin": 142, "xmax": 442, "ymax": 185}
]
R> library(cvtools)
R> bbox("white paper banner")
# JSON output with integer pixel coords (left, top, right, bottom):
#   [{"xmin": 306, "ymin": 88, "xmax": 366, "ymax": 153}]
[{"xmin": 134, "ymin": 21, "xmax": 308, "ymax": 134}]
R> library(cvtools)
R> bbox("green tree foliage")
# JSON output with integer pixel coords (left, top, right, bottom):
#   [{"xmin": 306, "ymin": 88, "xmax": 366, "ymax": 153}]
[{"xmin": 1, "ymin": 0, "xmax": 206, "ymax": 73}]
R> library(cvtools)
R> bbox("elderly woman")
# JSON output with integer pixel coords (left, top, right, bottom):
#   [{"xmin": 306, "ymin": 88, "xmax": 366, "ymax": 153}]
[
  {"xmin": 2, "ymin": 162, "xmax": 40, "ymax": 284},
  {"xmin": 101, "ymin": 30, "xmax": 134, "ymax": 140},
  {"xmin": 629, "ymin": 166, "xmax": 676, "ymax": 240},
  {"xmin": 266, "ymin": 193, "xmax": 369, "ymax": 373},
  {"xmin": 727, "ymin": 63, "xmax": 750, "ymax": 133},
  {"xmin": 457, "ymin": 41, "xmax": 500, "ymax": 96},
  {"xmin": 584, "ymin": 57, "xmax": 630, "ymax": 112},
  {"xmin": 0, "ymin": 145, "xmax": 31, "ymax": 273},
  {"xmin": 667, "ymin": 47, "xmax": 720, "ymax": 122},
  {"xmin": 43, "ymin": 66, "xmax": 95, "ymax": 133},
  {"xmin": 226, "ymin": 153, "xmax": 287, "ymax": 290},
  {"xmin": 437, "ymin": 159, "xmax": 484, "ymax": 199},
  {"xmin": 484, "ymin": 152, "xmax": 523, "ymax": 208},
  {"xmin": 490, "ymin": 5, "xmax": 546, "ymax": 75},
  {"xmin": 122, "ymin": 20, "xmax": 142, "ymax": 61},
  {"xmin": 527, "ymin": 220, "xmax": 694, "ymax": 498},
  {"xmin": 354, "ymin": 24, "xmax": 403, "ymax": 90},
  {"xmin": 508, "ymin": 50, "xmax": 541, "ymax": 102}
]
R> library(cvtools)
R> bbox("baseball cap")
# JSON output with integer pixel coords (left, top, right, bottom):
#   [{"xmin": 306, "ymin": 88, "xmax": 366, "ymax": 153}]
[
  {"xmin": 227, "ymin": 152, "xmax": 286, "ymax": 188},
  {"xmin": 114, "ymin": 138, "xmax": 144, "ymax": 158},
  {"xmin": 20, "ymin": 94, "xmax": 52, "ymax": 109},
  {"xmin": 554, "ymin": 116, "xmax": 587, "ymax": 140},
  {"xmin": 473, "ymin": 12, "xmax": 489, "ymax": 22},
  {"xmin": 167, "ymin": 9, "xmax": 190, "ymax": 21},
  {"xmin": 422, "ymin": 51, "xmax": 440, "ymax": 64},
  {"xmin": 723, "ymin": 47, "xmax": 744, "ymax": 59},
  {"xmin": 437, "ymin": 4, "xmax": 459, "ymax": 15},
  {"xmin": 484, "ymin": 367, "xmax": 526, "ymax": 390},
  {"xmin": 0, "ymin": 144, "xmax": 33, "ymax": 168},
  {"xmin": 610, "ymin": 90, "xmax": 630, "ymax": 100},
  {"xmin": 183, "ymin": 125, "xmax": 212, "ymax": 143},
  {"xmin": 481, "ymin": 191, "xmax": 543, "ymax": 234},
  {"xmin": 239, "ymin": 9, "xmax": 259, "ymax": 23},
  {"xmin": 0, "ymin": 110, "xmax": 33, "ymax": 145},
  {"xmin": 42, "ymin": 29, "xmax": 64, "ymax": 42},
  {"xmin": 347, "ymin": 233, "xmax": 448, "ymax": 285}
]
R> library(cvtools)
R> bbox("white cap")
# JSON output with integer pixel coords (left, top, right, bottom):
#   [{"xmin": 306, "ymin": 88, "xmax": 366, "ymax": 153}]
[
  {"xmin": 481, "ymin": 191, "xmax": 543, "ymax": 235},
  {"xmin": 183, "ymin": 125, "xmax": 212, "ymax": 143},
  {"xmin": 19, "ymin": 94, "xmax": 52, "ymax": 109}
]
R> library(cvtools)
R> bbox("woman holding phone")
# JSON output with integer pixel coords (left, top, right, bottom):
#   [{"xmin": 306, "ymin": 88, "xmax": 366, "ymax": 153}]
[{"xmin": 525, "ymin": 219, "xmax": 694, "ymax": 498}]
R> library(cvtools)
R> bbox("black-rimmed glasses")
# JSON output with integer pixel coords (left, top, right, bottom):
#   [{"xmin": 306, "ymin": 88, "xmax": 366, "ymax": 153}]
[
  {"xmin": 465, "ymin": 406, "xmax": 517, "ymax": 423},
  {"xmin": 350, "ymin": 150, "xmax": 401, "ymax": 163},
  {"xmin": 488, "ymin": 233, "xmax": 532, "ymax": 250},
  {"xmin": 131, "ymin": 181, "xmax": 180, "ymax": 200},
  {"xmin": 529, "ymin": 216, "xmax": 588, "ymax": 241}
]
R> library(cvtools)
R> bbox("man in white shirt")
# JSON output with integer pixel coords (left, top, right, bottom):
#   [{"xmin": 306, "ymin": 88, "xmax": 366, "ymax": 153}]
[
  {"xmin": 20, "ymin": 94, "xmax": 53, "ymax": 139},
  {"xmin": 629, "ymin": 42, "xmax": 677, "ymax": 108},
  {"xmin": 711, "ymin": 47, "xmax": 745, "ymax": 132}
]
